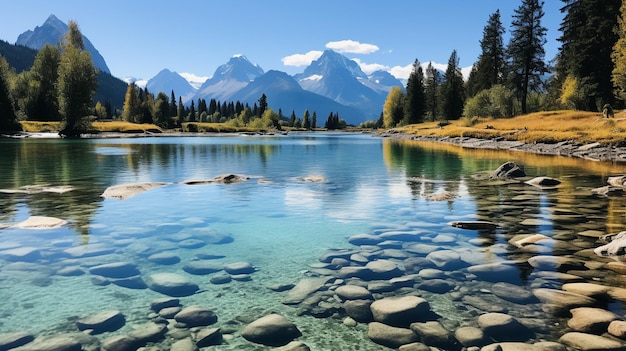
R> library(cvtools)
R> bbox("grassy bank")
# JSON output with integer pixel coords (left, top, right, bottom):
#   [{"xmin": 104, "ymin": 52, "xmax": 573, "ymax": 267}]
[
  {"xmin": 20, "ymin": 121, "xmax": 163, "ymax": 134},
  {"xmin": 396, "ymin": 110, "xmax": 626, "ymax": 144}
]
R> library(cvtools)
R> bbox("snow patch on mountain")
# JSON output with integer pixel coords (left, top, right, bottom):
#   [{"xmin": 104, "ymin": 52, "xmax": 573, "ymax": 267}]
[{"xmin": 179, "ymin": 72, "xmax": 209, "ymax": 89}]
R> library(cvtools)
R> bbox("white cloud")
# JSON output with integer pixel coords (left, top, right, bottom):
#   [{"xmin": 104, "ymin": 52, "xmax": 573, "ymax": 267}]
[
  {"xmin": 389, "ymin": 63, "xmax": 413, "ymax": 80},
  {"xmin": 179, "ymin": 72, "xmax": 209, "ymax": 89},
  {"xmin": 282, "ymin": 50, "xmax": 324, "ymax": 67},
  {"xmin": 351, "ymin": 58, "xmax": 388, "ymax": 75},
  {"xmin": 325, "ymin": 40, "xmax": 379, "ymax": 54}
]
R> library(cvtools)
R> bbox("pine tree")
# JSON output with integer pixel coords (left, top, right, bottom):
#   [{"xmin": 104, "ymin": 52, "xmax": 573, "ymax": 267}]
[
  {"xmin": 188, "ymin": 100, "xmax": 196, "ymax": 122},
  {"xmin": 507, "ymin": 0, "xmax": 548, "ymax": 114},
  {"xmin": 0, "ymin": 57, "xmax": 21, "ymax": 132},
  {"xmin": 311, "ymin": 111, "xmax": 317, "ymax": 129},
  {"xmin": 302, "ymin": 109, "xmax": 311, "ymax": 129},
  {"xmin": 559, "ymin": 0, "xmax": 620, "ymax": 110},
  {"xmin": 404, "ymin": 59, "xmax": 426, "ymax": 124},
  {"xmin": 612, "ymin": 0, "xmax": 626, "ymax": 101},
  {"xmin": 169, "ymin": 90, "xmax": 177, "ymax": 116},
  {"xmin": 441, "ymin": 50, "xmax": 465, "ymax": 120},
  {"xmin": 467, "ymin": 10, "xmax": 506, "ymax": 97},
  {"xmin": 290, "ymin": 110, "xmax": 297, "ymax": 127},
  {"xmin": 258, "ymin": 94, "xmax": 268, "ymax": 117},
  {"xmin": 425, "ymin": 62, "xmax": 442, "ymax": 121},
  {"xmin": 152, "ymin": 92, "xmax": 170, "ymax": 128},
  {"xmin": 57, "ymin": 21, "xmax": 98, "ymax": 137},
  {"xmin": 177, "ymin": 96, "xmax": 184, "ymax": 126}
]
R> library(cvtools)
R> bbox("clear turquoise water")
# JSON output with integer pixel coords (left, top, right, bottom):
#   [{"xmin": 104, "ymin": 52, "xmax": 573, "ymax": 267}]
[{"xmin": 1, "ymin": 133, "xmax": 626, "ymax": 350}]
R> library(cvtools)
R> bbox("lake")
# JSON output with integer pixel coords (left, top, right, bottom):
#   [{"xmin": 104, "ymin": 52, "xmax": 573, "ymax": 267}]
[{"xmin": 2, "ymin": 132, "xmax": 626, "ymax": 350}]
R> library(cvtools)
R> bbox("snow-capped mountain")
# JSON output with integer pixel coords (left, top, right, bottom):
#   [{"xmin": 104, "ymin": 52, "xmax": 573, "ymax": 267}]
[
  {"xmin": 193, "ymin": 55, "xmax": 264, "ymax": 102},
  {"xmin": 147, "ymin": 69, "xmax": 195, "ymax": 103},
  {"xmin": 16, "ymin": 14, "xmax": 111, "ymax": 74},
  {"xmin": 294, "ymin": 50, "xmax": 389, "ymax": 121},
  {"xmin": 230, "ymin": 70, "xmax": 363, "ymax": 125},
  {"xmin": 363, "ymin": 70, "xmax": 405, "ymax": 95}
]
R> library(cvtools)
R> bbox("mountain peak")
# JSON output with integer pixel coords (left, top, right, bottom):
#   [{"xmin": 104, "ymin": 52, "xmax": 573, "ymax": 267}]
[
  {"xmin": 44, "ymin": 14, "xmax": 63, "ymax": 26},
  {"xmin": 303, "ymin": 49, "xmax": 367, "ymax": 79},
  {"xmin": 16, "ymin": 14, "xmax": 111, "ymax": 74}
]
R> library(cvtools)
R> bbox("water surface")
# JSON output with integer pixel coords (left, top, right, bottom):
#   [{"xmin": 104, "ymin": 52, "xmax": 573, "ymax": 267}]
[{"xmin": 1, "ymin": 133, "xmax": 626, "ymax": 350}]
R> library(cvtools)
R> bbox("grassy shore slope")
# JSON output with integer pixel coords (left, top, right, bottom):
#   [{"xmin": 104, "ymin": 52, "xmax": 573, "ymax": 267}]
[{"xmin": 396, "ymin": 110, "xmax": 626, "ymax": 145}]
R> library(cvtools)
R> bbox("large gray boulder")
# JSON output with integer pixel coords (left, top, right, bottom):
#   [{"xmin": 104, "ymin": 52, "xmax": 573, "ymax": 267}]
[
  {"xmin": 367, "ymin": 322, "xmax": 419, "ymax": 349},
  {"xmin": 567, "ymin": 307, "xmax": 620, "ymax": 334},
  {"xmin": 240, "ymin": 314, "xmax": 301, "ymax": 347},
  {"xmin": 595, "ymin": 232, "xmax": 626, "ymax": 262},
  {"xmin": 478, "ymin": 313, "xmax": 534, "ymax": 342},
  {"xmin": 146, "ymin": 273, "xmax": 199, "ymax": 297},
  {"xmin": 370, "ymin": 296, "xmax": 430, "ymax": 327},
  {"xmin": 281, "ymin": 276, "xmax": 333, "ymax": 305},
  {"xmin": 101, "ymin": 182, "xmax": 168, "ymax": 200},
  {"xmin": 75, "ymin": 310, "xmax": 125, "ymax": 334},
  {"xmin": 491, "ymin": 162, "xmax": 526, "ymax": 179},
  {"xmin": 335, "ymin": 285, "xmax": 373, "ymax": 301},
  {"xmin": 174, "ymin": 306, "xmax": 218, "ymax": 328},
  {"xmin": 0, "ymin": 332, "xmax": 35, "ymax": 351},
  {"xmin": 559, "ymin": 332, "xmax": 626, "ymax": 351},
  {"xmin": 89, "ymin": 262, "xmax": 140, "ymax": 279},
  {"xmin": 15, "ymin": 334, "xmax": 83, "ymax": 351}
]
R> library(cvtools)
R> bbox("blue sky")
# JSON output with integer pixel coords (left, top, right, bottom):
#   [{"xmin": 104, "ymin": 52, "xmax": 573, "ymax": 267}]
[{"xmin": 0, "ymin": 0, "xmax": 563, "ymax": 84}]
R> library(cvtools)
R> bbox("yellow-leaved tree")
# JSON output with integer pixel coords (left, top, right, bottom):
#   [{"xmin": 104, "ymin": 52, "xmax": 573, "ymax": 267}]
[
  {"xmin": 612, "ymin": 0, "xmax": 626, "ymax": 101},
  {"xmin": 383, "ymin": 86, "xmax": 405, "ymax": 129}
]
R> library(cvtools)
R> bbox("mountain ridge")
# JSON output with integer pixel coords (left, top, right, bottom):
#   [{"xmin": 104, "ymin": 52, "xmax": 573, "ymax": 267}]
[{"xmin": 17, "ymin": 14, "xmax": 111, "ymax": 74}]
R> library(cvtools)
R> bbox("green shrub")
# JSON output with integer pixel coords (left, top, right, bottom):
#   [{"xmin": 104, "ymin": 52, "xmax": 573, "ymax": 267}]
[{"xmin": 464, "ymin": 85, "xmax": 515, "ymax": 118}]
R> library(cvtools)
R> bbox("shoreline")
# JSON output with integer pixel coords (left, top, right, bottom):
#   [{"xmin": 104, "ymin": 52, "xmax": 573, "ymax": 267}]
[
  {"xmin": 379, "ymin": 130, "xmax": 626, "ymax": 164},
  {"xmin": 6, "ymin": 129, "xmax": 626, "ymax": 164}
]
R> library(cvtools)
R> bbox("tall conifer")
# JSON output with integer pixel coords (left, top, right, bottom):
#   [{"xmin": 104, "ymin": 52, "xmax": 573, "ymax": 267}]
[
  {"xmin": 441, "ymin": 50, "xmax": 465, "ymax": 120},
  {"xmin": 467, "ymin": 10, "xmax": 506, "ymax": 97},
  {"xmin": 507, "ymin": 0, "xmax": 548, "ymax": 114},
  {"xmin": 404, "ymin": 59, "xmax": 426, "ymax": 124}
]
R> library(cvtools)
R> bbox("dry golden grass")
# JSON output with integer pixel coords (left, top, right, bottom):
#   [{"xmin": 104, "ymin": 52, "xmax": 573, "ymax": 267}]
[
  {"xmin": 182, "ymin": 122, "xmax": 258, "ymax": 133},
  {"xmin": 91, "ymin": 121, "xmax": 162, "ymax": 133},
  {"xmin": 20, "ymin": 121, "xmax": 163, "ymax": 133},
  {"xmin": 20, "ymin": 121, "xmax": 61, "ymax": 133},
  {"xmin": 397, "ymin": 110, "xmax": 626, "ymax": 144}
]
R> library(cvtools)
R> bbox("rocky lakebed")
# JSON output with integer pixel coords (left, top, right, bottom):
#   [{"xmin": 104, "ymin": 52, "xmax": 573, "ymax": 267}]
[{"xmin": 3, "ymin": 164, "xmax": 626, "ymax": 351}]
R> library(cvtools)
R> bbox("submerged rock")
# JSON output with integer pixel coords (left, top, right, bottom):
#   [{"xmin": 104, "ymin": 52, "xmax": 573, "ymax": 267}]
[
  {"xmin": 281, "ymin": 276, "xmax": 333, "ymax": 305},
  {"xmin": 17, "ymin": 334, "xmax": 84, "ymax": 351},
  {"xmin": 183, "ymin": 174, "xmax": 249, "ymax": 185},
  {"xmin": 367, "ymin": 322, "xmax": 419, "ymax": 349},
  {"xmin": 370, "ymin": 295, "xmax": 431, "ymax": 327},
  {"xmin": 174, "ymin": 306, "xmax": 218, "ymax": 328},
  {"xmin": 223, "ymin": 261, "xmax": 255, "ymax": 275},
  {"xmin": 0, "ymin": 332, "xmax": 35, "ymax": 351},
  {"xmin": 10, "ymin": 216, "xmax": 68, "ymax": 230},
  {"xmin": 478, "ymin": 312, "xmax": 534, "ymax": 342},
  {"xmin": 241, "ymin": 314, "xmax": 301, "ymax": 347},
  {"xmin": 567, "ymin": 307, "xmax": 620, "ymax": 334},
  {"xmin": 101, "ymin": 182, "xmax": 168, "ymax": 200},
  {"xmin": 559, "ymin": 332, "xmax": 626, "ymax": 350},
  {"xmin": 449, "ymin": 221, "xmax": 498, "ymax": 230},
  {"xmin": 89, "ymin": 262, "xmax": 140, "ymax": 279},
  {"xmin": 146, "ymin": 273, "xmax": 199, "ymax": 297},
  {"xmin": 75, "ymin": 310, "xmax": 125, "ymax": 334},
  {"xmin": 525, "ymin": 176, "xmax": 561, "ymax": 189}
]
